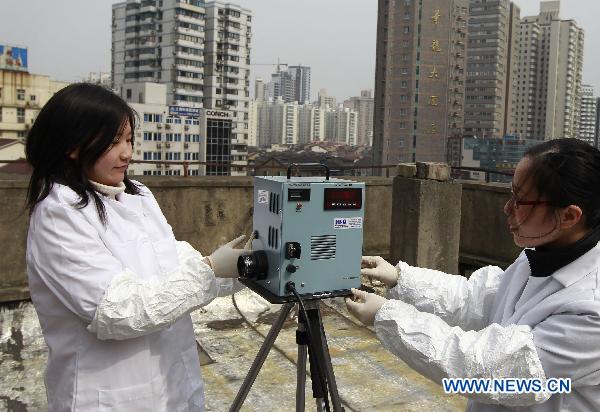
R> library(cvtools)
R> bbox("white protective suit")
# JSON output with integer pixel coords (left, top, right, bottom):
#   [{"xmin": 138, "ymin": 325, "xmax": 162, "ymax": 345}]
[
  {"xmin": 26, "ymin": 181, "xmax": 241, "ymax": 411},
  {"xmin": 374, "ymin": 245, "xmax": 600, "ymax": 411}
]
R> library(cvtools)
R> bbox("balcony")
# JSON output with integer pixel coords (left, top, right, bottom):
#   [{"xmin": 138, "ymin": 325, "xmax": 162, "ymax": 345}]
[
  {"xmin": 176, "ymin": 76, "xmax": 203, "ymax": 85},
  {"xmin": 139, "ymin": 49, "xmax": 156, "ymax": 59},
  {"xmin": 140, "ymin": 4, "xmax": 156, "ymax": 13},
  {"xmin": 174, "ymin": 50, "xmax": 204, "ymax": 61}
]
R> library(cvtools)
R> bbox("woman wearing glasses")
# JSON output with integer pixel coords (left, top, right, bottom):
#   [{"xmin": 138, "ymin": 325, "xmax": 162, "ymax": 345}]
[{"xmin": 346, "ymin": 138, "xmax": 600, "ymax": 411}]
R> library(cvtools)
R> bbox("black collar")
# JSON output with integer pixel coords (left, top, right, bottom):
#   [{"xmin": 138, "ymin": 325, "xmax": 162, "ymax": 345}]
[{"xmin": 525, "ymin": 226, "xmax": 600, "ymax": 277}]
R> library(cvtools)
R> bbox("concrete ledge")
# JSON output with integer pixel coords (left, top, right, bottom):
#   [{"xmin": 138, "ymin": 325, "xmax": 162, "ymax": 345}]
[
  {"xmin": 416, "ymin": 162, "xmax": 450, "ymax": 181},
  {"xmin": 0, "ymin": 287, "xmax": 29, "ymax": 303},
  {"xmin": 397, "ymin": 163, "xmax": 417, "ymax": 178}
]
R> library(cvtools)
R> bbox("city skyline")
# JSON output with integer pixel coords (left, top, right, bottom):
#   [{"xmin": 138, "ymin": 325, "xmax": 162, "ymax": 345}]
[{"xmin": 3, "ymin": 1, "xmax": 599, "ymax": 102}]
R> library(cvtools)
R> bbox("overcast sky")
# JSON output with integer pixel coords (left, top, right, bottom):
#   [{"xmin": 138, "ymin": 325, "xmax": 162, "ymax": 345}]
[{"xmin": 1, "ymin": 0, "xmax": 599, "ymax": 102}]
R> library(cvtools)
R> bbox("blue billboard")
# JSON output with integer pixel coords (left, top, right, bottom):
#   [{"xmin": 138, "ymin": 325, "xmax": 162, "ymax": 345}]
[{"xmin": 0, "ymin": 45, "xmax": 28, "ymax": 71}]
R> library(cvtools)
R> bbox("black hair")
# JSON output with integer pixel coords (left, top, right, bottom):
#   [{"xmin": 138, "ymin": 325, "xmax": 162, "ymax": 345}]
[
  {"xmin": 524, "ymin": 138, "xmax": 600, "ymax": 229},
  {"xmin": 26, "ymin": 83, "xmax": 142, "ymax": 223}
]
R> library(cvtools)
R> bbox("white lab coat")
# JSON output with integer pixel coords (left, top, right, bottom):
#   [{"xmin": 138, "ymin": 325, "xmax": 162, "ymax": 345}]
[
  {"xmin": 26, "ymin": 182, "xmax": 238, "ymax": 411},
  {"xmin": 374, "ymin": 244, "xmax": 600, "ymax": 411}
]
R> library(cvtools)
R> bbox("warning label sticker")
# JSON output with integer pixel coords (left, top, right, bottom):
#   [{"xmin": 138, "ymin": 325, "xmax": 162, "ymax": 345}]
[
  {"xmin": 257, "ymin": 190, "xmax": 269, "ymax": 204},
  {"xmin": 334, "ymin": 217, "xmax": 363, "ymax": 229}
]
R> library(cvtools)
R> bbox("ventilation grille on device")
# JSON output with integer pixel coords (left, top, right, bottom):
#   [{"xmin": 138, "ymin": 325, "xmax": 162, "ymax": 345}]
[
  {"xmin": 268, "ymin": 226, "xmax": 279, "ymax": 249},
  {"xmin": 310, "ymin": 235, "xmax": 336, "ymax": 260},
  {"xmin": 269, "ymin": 192, "xmax": 280, "ymax": 214}
]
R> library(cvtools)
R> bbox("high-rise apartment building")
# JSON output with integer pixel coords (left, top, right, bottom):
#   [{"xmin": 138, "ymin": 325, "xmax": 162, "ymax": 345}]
[
  {"xmin": 297, "ymin": 104, "xmax": 325, "ymax": 143},
  {"xmin": 344, "ymin": 90, "xmax": 374, "ymax": 146},
  {"xmin": 203, "ymin": 1, "xmax": 252, "ymax": 175},
  {"xmin": 268, "ymin": 65, "xmax": 311, "ymax": 104},
  {"xmin": 112, "ymin": 0, "xmax": 251, "ymax": 175},
  {"xmin": 256, "ymin": 98, "xmax": 298, "ymax": 146},
  {"xmin": 112, "ymin": 0, "xmax": 206, "ymax": 107},
  {"xmin": 317, "ymin": 88, "xmax": 336, "ymax": 109},
  {"xmin": 326, "ymin": 108, "xmax": 358, "ymax": 145},
  {"xmin": 270, "ymin": 68, "xmax": 295, "ymax": 103},
  {"xmin": 464, "ymin": 0, "xmax": 520, "ymax": 139},
  {"xmin": 373, "ymin": 0, "xmax": 469, "ymax": 170},
  {"xmin": 514, "ymin": 1, "xmax": 584, "ymax": 140},
  {"xmin": 254, "ymin": 77, "xmax": 267, "ymax": 101},
  {"xmin": 288, "ymin": 65, "xmax": 311, "ymax": 104},
  {"xmin": 578, "ymin": 84, "xmax": 596, "ymax": 145}
]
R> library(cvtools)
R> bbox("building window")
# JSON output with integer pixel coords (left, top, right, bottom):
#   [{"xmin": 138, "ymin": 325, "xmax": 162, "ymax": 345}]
[
  {"xmin": 30, "ymin": 95, "xmax": 36, "ymax": 102},
  {"xmin": 143, "ymin": 113, "xmax": 163, "ymax": 123},
  {"xmin": 17, "ymin": 89, "xmax": 25, "ymax": 101},
  {"xmin": 17, "ymin": 107, "xmax": 25, "ymax": 123}
]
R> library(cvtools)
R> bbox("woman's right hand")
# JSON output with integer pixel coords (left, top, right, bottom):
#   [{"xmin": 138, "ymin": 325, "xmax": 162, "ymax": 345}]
[{"xmin": 361, "ymin": 256, "xmax": 399, "ymax": 288}]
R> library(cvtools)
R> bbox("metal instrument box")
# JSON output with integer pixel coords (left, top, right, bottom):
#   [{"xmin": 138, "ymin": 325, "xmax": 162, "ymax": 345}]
[{"xmin": 247, "ymin": 174, "xmax": 365, "ymax": 299}]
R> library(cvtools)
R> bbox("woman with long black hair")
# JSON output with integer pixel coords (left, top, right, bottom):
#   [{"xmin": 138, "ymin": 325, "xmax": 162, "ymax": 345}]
[
  {"xmin": 26, "ymin": 83, "xmax": 246, "ymax": 411},
  {"xmin": 347, "ymin": 138, "xmax": 600, "ymax": 411}
]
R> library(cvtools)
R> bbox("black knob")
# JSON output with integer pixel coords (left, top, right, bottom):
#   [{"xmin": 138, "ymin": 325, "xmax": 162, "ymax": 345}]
[{"xmin": 286, "ymin": 264, "xmax": 297, "ymax": 273}]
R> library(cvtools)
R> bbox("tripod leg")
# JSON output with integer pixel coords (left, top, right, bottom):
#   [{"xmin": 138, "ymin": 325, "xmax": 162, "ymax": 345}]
[
  {"xmin": 307, "ymin": 342, "xmax": 327, "ymax": 412},
  {"xmin": 229, "ymin": 303, "xmax": 294, "ymax": 412},
  {"xmin": 306, "ymin": 303, "xmax": 344, "ymax": 412},
  {"xmin": 296, "ymin": 317, "xmax": 308, "ymax": 412}
]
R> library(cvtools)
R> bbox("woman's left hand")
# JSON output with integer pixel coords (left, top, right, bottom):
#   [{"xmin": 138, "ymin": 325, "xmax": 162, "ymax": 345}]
[
  {"xmin": 207, "ymin": 235, "xmax": 248, "ymax": 278},
  {"xmin": 345, "ymin": 288, "xmax": 388, "ymax": 326}
]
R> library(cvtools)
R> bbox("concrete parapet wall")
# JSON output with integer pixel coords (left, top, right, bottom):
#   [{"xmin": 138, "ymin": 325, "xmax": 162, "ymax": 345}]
[
  {"xmin": 459, "ymin": 181, "xmax": 521, "ymax": 269},
  {"xmin": 0, "ymin": 176, "xmax": 392, "ymax": 302},
  {"xmin": 390, "ymin": 171, "xmax": 462, "ymax": 274}
]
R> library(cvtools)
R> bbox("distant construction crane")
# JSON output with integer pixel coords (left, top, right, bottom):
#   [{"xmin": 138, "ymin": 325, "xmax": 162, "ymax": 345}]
[{"xmin": 250, "ymin": 58, "xmax": 288, "ymax": 72}]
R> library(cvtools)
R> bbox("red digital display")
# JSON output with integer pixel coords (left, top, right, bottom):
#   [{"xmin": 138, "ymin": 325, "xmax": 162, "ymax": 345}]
[{"xmin": 324, "ymin": 188, "xmax": 363, "ymax": 210}]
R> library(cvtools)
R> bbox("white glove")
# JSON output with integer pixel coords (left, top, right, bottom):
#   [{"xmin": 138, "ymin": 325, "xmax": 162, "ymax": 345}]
[
  {"xmin": 361, "ymin": 256, "xmax": 400, "ymax": 288},
  {"xmin": 207, "ymin": 235, "xmax": 248, "ymax": 278},
  {"xmin": 345, "ymin": 288, "xmax": 388, "ymax": 326}
]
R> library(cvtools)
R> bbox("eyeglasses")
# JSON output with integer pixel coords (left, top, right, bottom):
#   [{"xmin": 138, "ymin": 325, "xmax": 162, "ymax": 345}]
[{"xmin": 509, "ymin": 183, "xmax": 551, "ymax": 210}]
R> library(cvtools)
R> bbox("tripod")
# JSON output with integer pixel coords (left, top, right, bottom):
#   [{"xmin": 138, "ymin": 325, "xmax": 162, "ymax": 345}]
[{"xmin": 229, "ymin": 300, "xmax": 344, "ymax": 412}]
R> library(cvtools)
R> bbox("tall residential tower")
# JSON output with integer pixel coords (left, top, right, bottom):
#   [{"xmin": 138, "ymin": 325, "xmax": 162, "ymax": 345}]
[
  {"xmin": 203, "ymin": 1, "xmax": 252, "ymax": 175},
  {"xmin": 373, "ymin": 0, "xmax": 469, "ymax": 169},
  {"xmin": 464, "ymin": 0, "xmax": 520, "ymax": 139},
  {"xmin": 514, "ymin": 1, "xmax": 584, "ymax": 140},
  {"xmin": 112, "ymin": 0, "xmax": 207, "ymax": 107}
]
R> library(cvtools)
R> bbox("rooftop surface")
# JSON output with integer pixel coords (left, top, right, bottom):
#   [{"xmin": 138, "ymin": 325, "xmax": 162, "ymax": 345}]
[{"xmin": 1, "ymin": 288, "xmax": 467, "ymax": 411}]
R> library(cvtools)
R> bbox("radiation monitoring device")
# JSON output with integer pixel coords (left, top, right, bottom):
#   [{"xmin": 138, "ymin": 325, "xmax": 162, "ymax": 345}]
[{"xmin": 237, "ymin": 163, "xmax": 365, "ymax": 303}]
